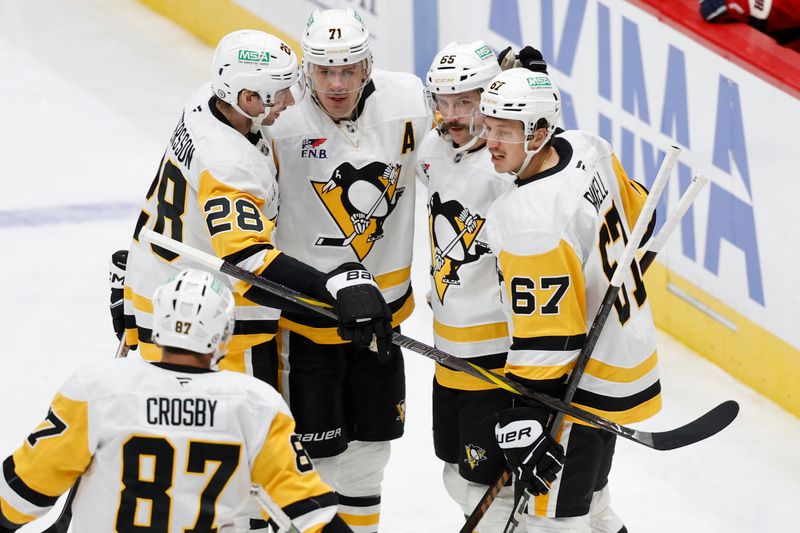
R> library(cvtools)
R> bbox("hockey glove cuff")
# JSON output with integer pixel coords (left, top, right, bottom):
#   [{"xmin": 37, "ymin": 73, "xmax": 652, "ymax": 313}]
[
  {"xmin": 317, "ymin": 263, "xmax": 393, "ymax": 361},
  {"xmin": 495, "ymin": 407, "xmax": 565, "ymax": 496},
  {"xmin": 109, "ymin": 249, "xmax": 128, "ymax": 341}
]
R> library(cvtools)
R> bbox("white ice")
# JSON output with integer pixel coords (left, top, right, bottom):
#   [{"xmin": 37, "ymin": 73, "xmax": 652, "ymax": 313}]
[{"xmin": 1, "ymin": 1, "xmax": 798, "ymax": 532}]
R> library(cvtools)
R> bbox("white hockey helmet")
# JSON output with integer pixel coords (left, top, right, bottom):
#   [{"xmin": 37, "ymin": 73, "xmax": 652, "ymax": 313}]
[
  {"xmin": 426, "ymin": 41, "xmax": 501, "ymax": 95},
  {"xmin": 152, "ymin": 269, "xmax": 235, "ymax": 363},
  {"xmin": 475, "ymin": 68, "xmax": 561, "ymax": 174},
  {"xmin": 211, "ymin": 30, "xmax": 302, "ymax": 127},
  {"xmin": 302, "ymin": 8, "xmax": 372, "ymax": 69}
]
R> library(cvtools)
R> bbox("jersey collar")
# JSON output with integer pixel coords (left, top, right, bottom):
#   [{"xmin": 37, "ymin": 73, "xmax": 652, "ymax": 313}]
[
  {"xmin": 152, "ymin": 362, "xmax": 215, "ymax": 374},
  {"xmin": 209, "ymin": 95, "xmax": 263, "ymax": 146}
]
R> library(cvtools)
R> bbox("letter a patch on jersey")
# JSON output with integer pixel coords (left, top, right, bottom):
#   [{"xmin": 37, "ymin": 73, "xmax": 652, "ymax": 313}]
[
  {"xmin": 313, "ymin": 161, "xmax": 405, "ymax": 260},
  {"xmin": 428, "ymin": 193, "xmax": 490, "ymax": 303}
]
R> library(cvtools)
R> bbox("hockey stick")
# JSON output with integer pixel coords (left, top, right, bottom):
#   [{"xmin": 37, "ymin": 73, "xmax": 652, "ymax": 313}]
[
  {"xmin": 251, "ymin": 485, "xmax": 301, "ymax": 533},
  {"xmin": 42, "ymin": 338, "xmax": 129, "ymax": 533},
  {"xmin": 315, "ymin": 164, "xmax": 399, "ymax": 247},
  {"xmin": 139, "ymin": 227, "xmax": 738, "ymax": 451},
  {"xmin": 433, "ymin": 225, "xmax": 469, "ymax": 273},
  {"xmin": 461, "ymin": 170, "xmax": 708, "ymax": 533}
]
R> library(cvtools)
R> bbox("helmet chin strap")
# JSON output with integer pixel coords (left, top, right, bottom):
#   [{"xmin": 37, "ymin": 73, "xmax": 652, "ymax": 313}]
[
  {"xmin": 511, "ymin": 127, "xmax": 554, "ymax": 176},
  {"xmin": 231, "ymin": 100, "xmax": 271, "ymax": 134},
  {"xmin": 438, "ymin": 126, "xmax": 481, "ymax": 154}
]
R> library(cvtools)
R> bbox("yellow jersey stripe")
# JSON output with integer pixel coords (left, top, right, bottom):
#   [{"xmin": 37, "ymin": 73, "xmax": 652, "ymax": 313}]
[
  {"xmin": 433, "ymin": 319, "xmax": 508, "ymax": 343},
  {"xmin": 0, "ymin": 496, "xmax": 35, "ymax": 526},
  {"xmin": 279, "ymin": 293, "xmax": 414, "ymax": 344},
  {"xmin": 505, "ymin": 363, "xmax": 572, "ymax": 382},
  {"xmin": 125, "ymin": 286, "xmax": 154, "ymax": 313},
  {"xmin": 338, "ymin": 512, "xmax": 381, "ymax": 526},
  {"xmin": 375, "ymin": 266, "xmax": 411, "ymax": 290},
  {"xmin": 611, "ymin": 152, "xmax": 646, "ymax": 231},
  {"xmin": 584, "ymin": 350, "xmax": 659, "ymax": 384},
  {"xmin": 435, "ymin": 363, "xmax": 506, "ymax": 391}
]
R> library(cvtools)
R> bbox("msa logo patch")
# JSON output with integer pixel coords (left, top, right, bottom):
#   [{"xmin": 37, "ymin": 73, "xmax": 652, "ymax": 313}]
[
  {"xmin": 301, "ymin": 138, "xmax": 328, "ymax": 159},
  {"xmin": 475, "ymin": 45, "xmax": 493, "ymax": 59},
  {"xmin": 238, "ymin": 49, "xmax": 270, "ymax": 64},
  {"xmin": 465, "ymin": 444, "xmax": 487, "ymax": 470},
  {"xmin": 527, "ymin": 76, "xmax": 552, "ymax": 87}
]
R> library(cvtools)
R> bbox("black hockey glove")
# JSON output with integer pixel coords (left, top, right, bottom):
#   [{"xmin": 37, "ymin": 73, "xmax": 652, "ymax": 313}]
[
  {"xmin": 317, "ymin": 263, "xmax": 393, "ymax": 361},
  {"xmin": 497, "ymin": 45, "xmax": 548, "ymax": 74},
  {"xmin": 517, "ymin": 46, "xmax": 548, "ymax": 74},
  {"xmin": 109, "ymin": 249, "xmax": 128, "ymax": 341},
  {"xmin": 495, "ymin": 407, "xmax": 565, "ymax": 496}
]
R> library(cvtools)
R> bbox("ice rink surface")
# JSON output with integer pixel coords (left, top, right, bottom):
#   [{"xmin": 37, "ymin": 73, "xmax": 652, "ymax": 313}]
[{"xmin": 1, "ymin": 1, "xmax": 798, "ymax": 531}]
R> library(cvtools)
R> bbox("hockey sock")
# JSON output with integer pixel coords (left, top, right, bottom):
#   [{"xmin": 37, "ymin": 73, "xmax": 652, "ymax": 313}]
[{"xmin": 337, "ymin": 494, "xmax": 381, "ymax": 533}]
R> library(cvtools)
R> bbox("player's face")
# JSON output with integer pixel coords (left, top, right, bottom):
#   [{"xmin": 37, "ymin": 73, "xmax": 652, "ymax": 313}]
[
  {"xmin": 482, "ymin": 117, "xmax": 527, "ymax": 173},
  {"xmin": 433, "ymin": 90, "xmax": 481, "ymax": 146},
  {"xmin": 310, "ymin": 63, "xmax": 368, "ymax": 119}
]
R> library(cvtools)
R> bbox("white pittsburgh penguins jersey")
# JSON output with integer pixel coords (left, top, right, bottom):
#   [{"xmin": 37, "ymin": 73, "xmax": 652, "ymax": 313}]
[
  {"xmin": 268, "ymin": 69, "xmax": 431, "ymax": 343},
  {"xmin": 0, "ymin": 358, "xmax": 338, "ymax": 533},
  {"xmin": 485, "ymin": 130, "xmax": 661, "ymax": 425},
  {"xmin": 125, "ymin": 83, "xmax": 282, "ymax": 364},
  {"xmin": 416, "ymin": 129, "xmax": 514, "ymax": 390}
]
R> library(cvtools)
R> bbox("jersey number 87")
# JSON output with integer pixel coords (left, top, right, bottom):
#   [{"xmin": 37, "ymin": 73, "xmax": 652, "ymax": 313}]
[{"xmin": 116, "ymin": 436, "xmax": 240, "ymax": 533}]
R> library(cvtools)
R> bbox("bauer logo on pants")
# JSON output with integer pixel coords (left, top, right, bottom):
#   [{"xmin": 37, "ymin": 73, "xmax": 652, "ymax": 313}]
[
  {"xmin": 428, "ymin": 192, "xmax": 490, "ymax": 303},
  {"xmin": 313, "ymin": 161, "xmax": 404, "ymax": 261}
]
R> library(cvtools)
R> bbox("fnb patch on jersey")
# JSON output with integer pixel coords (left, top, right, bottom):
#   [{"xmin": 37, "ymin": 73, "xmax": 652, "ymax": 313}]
[{"xmin": 301, "ymin": 137, "xmax": 328, "ymax": 159}]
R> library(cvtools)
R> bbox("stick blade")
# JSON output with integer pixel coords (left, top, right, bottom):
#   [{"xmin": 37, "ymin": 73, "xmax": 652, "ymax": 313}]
[
  {"xmin": 647, "ymin": 400, "xmax": 739, "ymax": 451},
  {"xmin": 315, "ymin": 236, "xmax": 346, "ymax": 246}
]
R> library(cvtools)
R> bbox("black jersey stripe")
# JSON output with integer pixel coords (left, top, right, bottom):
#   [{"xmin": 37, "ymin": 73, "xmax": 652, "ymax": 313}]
[
  {"xmin": 3, "ymin": 456, "xmax": 58, "ymax": 508},
  {"xmin": 283, "ymin": 491, "xmax": 339, "ymax": 520},
  {"xmin": 232, "ymin": 319, "xmax": 279, "ymax": 336},
  {"xmin": 336, "ymin": 494, "xmax": 381, "ymax": 508},
  {"xmin": 222, "ymin": 243, "xmax": 274, "ymax": 268},
  {"xmin": 511, "ymin": 334, "xmax": 586, "ymax": 352},
  {"xmin": 572, "ymin": 380, "xmax": 662, "ymax": 413}
]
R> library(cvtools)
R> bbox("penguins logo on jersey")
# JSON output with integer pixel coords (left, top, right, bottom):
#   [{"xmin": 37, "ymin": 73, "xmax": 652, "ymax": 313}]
[
  {"xmin": 428, "ymin": 192, "xmax": 490, "ymax": 303},
  {"xmin": 395, "ymin": 399, "xmax": 406, "ymax": 423},
  {"xmin": 464, "ymin": 444, "xmax": 487, "ymax": 470},
  {"xmin": 313, "ymin": 161, "xmax": 404, "ymax": 260}
]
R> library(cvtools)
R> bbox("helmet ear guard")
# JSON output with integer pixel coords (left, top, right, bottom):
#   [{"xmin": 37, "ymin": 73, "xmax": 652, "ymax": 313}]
[{"xmin": 152, "ymin": 269, "xmax": 236, "ymax": 365}]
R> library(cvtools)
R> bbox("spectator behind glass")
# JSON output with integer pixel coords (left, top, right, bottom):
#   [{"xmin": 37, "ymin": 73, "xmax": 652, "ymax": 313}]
[{"xmin": 700, "ymin": 0, "xmax": 800, "ymax": 51}]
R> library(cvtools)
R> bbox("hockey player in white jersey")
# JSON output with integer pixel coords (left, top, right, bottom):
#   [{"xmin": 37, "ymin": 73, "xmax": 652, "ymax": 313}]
[
  {"xmin": 0, "ymin": 269, "xmax": 353, "ymax": 533},
  {"xmin": 476, "ymin": 69, "xmax": 658, "ymax": 532},
  {"xmin": 120, "ymin": 29, "xmax": 393, "ymax": 387},
  {"xmin": 416, "ymin": 41, "xmax": 517, "ymax": 531},
  {"xmin": 265, "ymin": 8, "xmax": 430, "ymax": 531}
]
